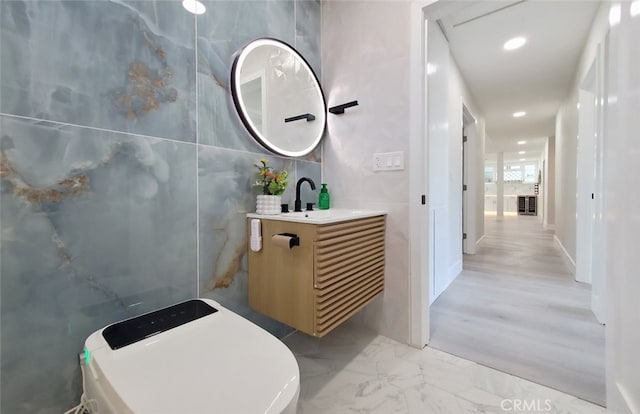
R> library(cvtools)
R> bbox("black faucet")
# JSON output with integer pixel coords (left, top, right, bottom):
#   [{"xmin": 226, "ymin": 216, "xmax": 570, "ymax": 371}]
[{"xmin": 294, "ymin": 177, "xmax": 316, "ymax": 212}]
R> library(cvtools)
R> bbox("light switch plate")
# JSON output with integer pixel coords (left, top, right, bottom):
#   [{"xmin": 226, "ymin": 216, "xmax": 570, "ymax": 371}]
[{"xmin": 373, "ymin": 151, "xmax": 405, "ymax": 171}]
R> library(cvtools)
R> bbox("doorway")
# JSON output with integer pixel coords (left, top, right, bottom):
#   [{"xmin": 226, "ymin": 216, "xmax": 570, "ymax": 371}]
[
  {"xmin": 412, "ymin": 0, "xmax": 606, "ymax": 406},
  {"xmin": 576, "ymin": 50, "xmax": 606, "ymax": 324},
  {"xmin": 462, "ymin": 105, "xmax": 477, "ymax": 255}
]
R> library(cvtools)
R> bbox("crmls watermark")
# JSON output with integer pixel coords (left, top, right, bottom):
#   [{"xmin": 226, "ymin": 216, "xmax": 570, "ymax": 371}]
[{"xmin": 500, "ymin": 399, "xmax": 553, "ymax": 412}]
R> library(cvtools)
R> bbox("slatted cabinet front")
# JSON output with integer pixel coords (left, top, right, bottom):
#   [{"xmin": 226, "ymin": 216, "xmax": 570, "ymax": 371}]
[
  {"xmin": 248, "ymin": 215, "xmax": 385, "ymax": 337},
  {"xmin": 313, "ymin": 216, "xmax": 385, "ymax": 336}
]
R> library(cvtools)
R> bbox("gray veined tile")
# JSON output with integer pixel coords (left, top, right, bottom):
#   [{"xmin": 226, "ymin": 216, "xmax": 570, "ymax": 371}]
[
  {"xmin": 301, "ymin": 375, "xmax": 409, "ymax": 414},
  {"xmin": 329, "ymin": 357, "xmax": 380, "ymax": 380},
  {"xmin": 462, "ymin": 363, "xmax": 538, "ymax": 401},
  {"xmin": 0, "ymin": 0, "xmax": 197, "ymax": 142},
  {"xmin": 294, "ymin": 355, "xmax": 336, "ymax": 380},
  {"xmin": 0, "ymin": 1, "xmax": 323, "ymax": 413},
  {"xmin": 195, "ymin": 0, "xmax": 325, "ymax": 160},
  {"xmin": 197, "ymin": 1, "xmax": 295, "ymax": 88},
  {"xmin": 404, "ymin": 383, "xmax": 489, "ymax": 414},
  {"xmin": 283, "ymin": 330, "xmax": 322, "ymax": 356},
  {"xmin": 419, "ymin": 358, "xmax": 478, "ymax": 396},
  {"xmin": 285, "ymin": 318, "xmax": 606, "ymax": 414},
  {"xmin": 197, "ymin": 146, "xmax": 294, "ymax": 338},
  {"xmin": 297, "ymin": 367, "xmax": 373, "ymax": 403},
  {"xmin": 295, "ymin": 0, "xmax": 322, "ymax": 79},
  {"xmin": 376, "ymin": 358, "xmax": 424, "ymax": 390},
  {"xmin": 196, "ymin": 71, "xmax": 270, "ymax": 152},
  {"xmin": 0, "ymin": 115, "xmax": 197, "ymax": 413},
  {"xmin": 455, "ymin": 387, "xmax": 505, "ymax": 409}
]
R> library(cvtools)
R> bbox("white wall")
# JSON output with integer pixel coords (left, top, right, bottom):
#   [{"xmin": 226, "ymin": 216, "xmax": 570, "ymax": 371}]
[
  {"xmin": 555, "ymin": 96, "xmax": 578, "ymax": 260},
  {"xmin": 472, "ymin": 124, "xmax": 486, "ymax": 248},
  {"xmin": 554, "ymin": 5, "xmax": 640, "ymax": 409},
  {"xmin": 605, "ymin": 4, "xmax": 640, "ymax": 411},
  {"xmin": 427, "ymin": 20, "xmax": 450, "ymax": 301},
  {"xmin": 322, "ymin": 0, "xmax": 412, "ymax": 342},
  {"xmin": 554, "ymin": 3, "xmax": 609, "ymax": 262},
  {"xmin": 427, "ymin": 19, "xmax": 486, "ymax": 301},
  {"xmin": 321, "ymin": 0, "xmax": 485, "ymax": 339},
  {"xmin": 446, "ymin": 55, "xmax": 464, "ymax": 279},
  {"xmin": 448, "ymin": 58, "xmax": 485, "ymax": 265},
  {"xmin": 544, "ymin": 137, "xmax": 556, "ymax": 228}
]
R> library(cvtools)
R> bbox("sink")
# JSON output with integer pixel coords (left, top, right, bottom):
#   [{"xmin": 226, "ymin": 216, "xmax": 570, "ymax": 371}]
[{"xmin": 247, "ymin": 208, "xmax": 386, "ymax": 224}]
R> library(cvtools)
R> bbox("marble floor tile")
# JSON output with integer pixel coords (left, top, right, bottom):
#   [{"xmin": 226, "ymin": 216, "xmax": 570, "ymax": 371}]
[{"xmin": 284, "ymin": 321, "xmax": 607, "ymax": 414}]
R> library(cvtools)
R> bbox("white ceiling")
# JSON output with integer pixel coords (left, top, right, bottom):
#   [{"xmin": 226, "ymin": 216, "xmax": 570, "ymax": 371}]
[{"xmin": 427, "ymin": 0, "xmax": 601, "ymax": 158}]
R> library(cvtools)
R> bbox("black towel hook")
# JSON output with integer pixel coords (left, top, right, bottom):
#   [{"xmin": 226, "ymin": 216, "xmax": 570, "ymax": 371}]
[{"xmin": 329, "ymin": 100, "xmax": 359, "ymax": 115}]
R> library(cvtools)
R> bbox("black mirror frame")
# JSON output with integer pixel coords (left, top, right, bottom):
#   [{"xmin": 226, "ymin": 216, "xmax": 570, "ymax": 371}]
[{"xmin": 230, "ymin": 38, "xmax": 327, "ymax": 157}]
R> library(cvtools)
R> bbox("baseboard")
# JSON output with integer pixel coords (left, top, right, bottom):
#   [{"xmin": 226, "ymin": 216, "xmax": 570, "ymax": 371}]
[
  {"xmin": 448, "ymin": 260, "xmax": 462, "ymax": 282},
  {"xmin": 553, "ymin": 235, "xmax": 576, "ymax": 275},
  {"xmin": 434, "ymin": 260, "xmax": 463, "ymax": 301},
  {"xmin": 591, "ymin": 294, "xmax": 606, "ymax": 325}
]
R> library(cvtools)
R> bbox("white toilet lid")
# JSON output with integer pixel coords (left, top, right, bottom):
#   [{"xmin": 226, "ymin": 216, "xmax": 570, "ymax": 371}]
[{"xmin": 85, "ymin": 299, "xmax": 299, "ymax": 414}]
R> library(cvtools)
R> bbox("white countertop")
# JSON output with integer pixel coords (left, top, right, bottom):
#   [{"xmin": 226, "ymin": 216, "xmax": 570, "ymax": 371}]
[{"xmin": 247, "ymin": 208, "xmax": 387, "ymax": 224}]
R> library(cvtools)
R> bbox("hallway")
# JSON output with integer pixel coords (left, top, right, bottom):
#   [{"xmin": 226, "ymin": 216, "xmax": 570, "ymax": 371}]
[{"xmin": 429, "ymin": 216, "xmax": 605, "ymax": 405}]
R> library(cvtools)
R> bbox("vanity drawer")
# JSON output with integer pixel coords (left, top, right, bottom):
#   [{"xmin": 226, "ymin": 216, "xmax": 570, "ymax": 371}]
[{"xmin": 248, "ymin": 215, "xmax": 386, "ymax": 337}]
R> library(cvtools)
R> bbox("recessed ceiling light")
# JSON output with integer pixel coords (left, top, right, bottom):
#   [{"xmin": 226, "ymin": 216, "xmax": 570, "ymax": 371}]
[
  {"xmin": 504, "ymin": 37, "xmax": 527, "ymax": 51},
  {"xmin": 182, "ymin": 0, "xmax": 206, "ymax": 15},
  {"xmin": 518, "ymin": 151, "xmax": 526, "ymax": 154},
  {"xmin": 517, "ymin": 140, "xmax": 526, "ymax": 145},
  {"xmin": 513, "ymin": 111, "xmax": 526, "ymax": 118}
]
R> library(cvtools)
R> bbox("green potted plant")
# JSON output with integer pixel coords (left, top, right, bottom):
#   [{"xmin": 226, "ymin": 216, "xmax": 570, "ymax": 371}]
[{"xmin": 254, "ymin": 159, "xmax": 289, "ymax": 214}]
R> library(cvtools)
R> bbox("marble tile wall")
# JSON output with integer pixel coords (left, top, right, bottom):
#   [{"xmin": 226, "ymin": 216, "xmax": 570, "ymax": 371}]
[
  {"xmin": 321, "ymin": 1, "xmax": 412, "ymax": 343},
  {"xmin": 0, "ymin": 1, "xmax": 321, "ymax": 412}
]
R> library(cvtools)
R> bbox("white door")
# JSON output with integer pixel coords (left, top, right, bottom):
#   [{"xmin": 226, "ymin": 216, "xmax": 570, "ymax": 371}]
[
  {"xmin": 426, "ymin": 18, "xmax": 450, "ymax": 304},
  {"xmin": 604, "ymin": 6, "xmax": 640, "ymax": 412},
  {"xmin": 461, "ymin": 105, "xmax": 477, "ymax": 255},
  {"xmin": 591, "ymin": 44, "xmax": 607, "ymax": 325},
  {"xmin": 462, "ymin": 125, "xmax": 467, "ymax": 254},
  {"xmin": 576, "ymin": 72, "xmax": 596, "ymax": 286},
  {"xmin": 576, "ymin": 52, "xmax": 606, "ymax": 324}
]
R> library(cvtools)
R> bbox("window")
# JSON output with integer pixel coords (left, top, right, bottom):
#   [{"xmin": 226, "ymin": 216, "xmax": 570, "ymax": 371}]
[
  {"xmin": 502, "ymin": 162, "xmax": 538, "ymax": 183},
  {"xmin": 484, "ymin": 167, "xmax": 495, "ymax": 183},
  {"xmin": 524, "ymin": 164, "xmax": 537, "ymax": 183},
  {"xmin": 504, "ymin": 165, "xmax": 522, "ymax": 182}
]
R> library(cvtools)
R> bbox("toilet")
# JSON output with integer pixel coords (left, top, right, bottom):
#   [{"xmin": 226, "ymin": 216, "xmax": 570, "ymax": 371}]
[{"xmin": 81, "ymin": 298, "xmax": 299, "ymax": 413}]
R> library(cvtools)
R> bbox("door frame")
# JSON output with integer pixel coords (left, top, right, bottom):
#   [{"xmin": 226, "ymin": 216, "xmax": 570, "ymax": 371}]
[
  {"xmin": 462, "ymin": 104, "xmax": 477, "ymax": 254},
  {"xmin": 408, "ymin": 0, "xmax": 439, "ymax": 348}
]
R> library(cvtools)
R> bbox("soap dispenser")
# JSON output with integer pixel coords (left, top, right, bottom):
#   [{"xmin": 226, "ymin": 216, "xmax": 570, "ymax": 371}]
[{"xmin": 318, "ymin": 183, "xmax": 330, "ymax": 210}]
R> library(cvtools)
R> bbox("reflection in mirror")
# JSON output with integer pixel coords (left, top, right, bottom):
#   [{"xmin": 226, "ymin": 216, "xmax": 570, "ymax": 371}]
[
  {"xmin": 231, "ymin": 38, "xmax": 326, "ymax": 157},
  {"xmin": 240, "ymin": 71, "xmax": 266, "ymax": 135}
]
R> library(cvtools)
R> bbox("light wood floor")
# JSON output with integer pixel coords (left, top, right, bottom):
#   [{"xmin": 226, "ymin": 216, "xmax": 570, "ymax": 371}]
[{"xmin": 429, "ymin": 215, "xmax": 606, "ymax": 406}]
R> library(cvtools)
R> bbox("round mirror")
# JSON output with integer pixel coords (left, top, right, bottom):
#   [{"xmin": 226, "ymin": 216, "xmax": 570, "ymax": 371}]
[{"xmin": 230, "ymin": 38, "xmax": 326, "ymax": 157}]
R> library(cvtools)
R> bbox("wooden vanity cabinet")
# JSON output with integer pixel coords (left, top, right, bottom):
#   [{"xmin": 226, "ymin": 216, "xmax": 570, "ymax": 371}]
[{"xmin": 248, "ymin": 215, "xmax": 385, "ymax": 337}]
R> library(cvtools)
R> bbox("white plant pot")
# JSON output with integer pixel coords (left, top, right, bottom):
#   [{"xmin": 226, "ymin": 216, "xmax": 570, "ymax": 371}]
[{"xmin": 256, "ymin": 195, "xmax": 281, "ymax": 215}]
